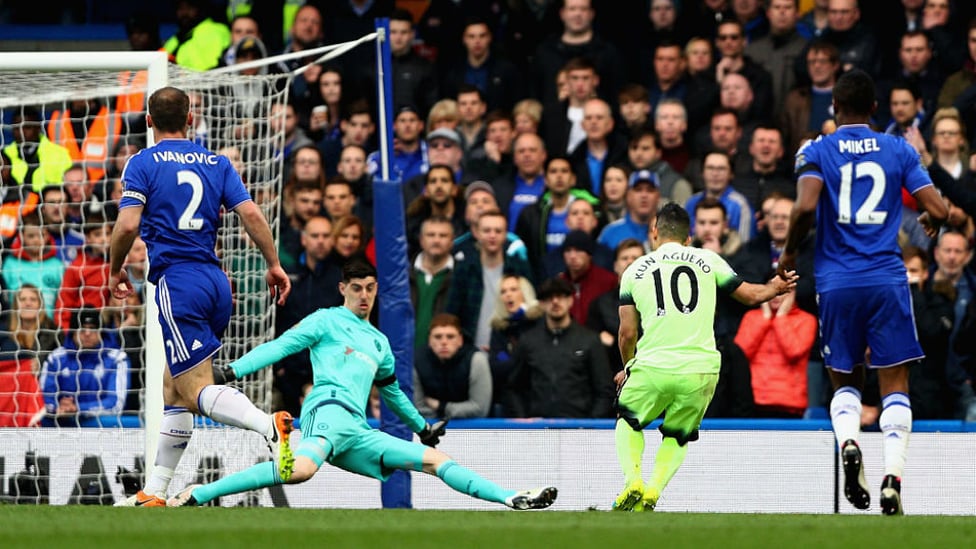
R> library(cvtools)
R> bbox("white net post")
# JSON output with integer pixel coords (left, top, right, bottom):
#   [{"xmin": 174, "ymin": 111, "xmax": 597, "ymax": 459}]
[
  {"xmin": 0, "ymin": 51, "xmax": 291, "ymax": 505},
  {"xmin": 0, "ymin": 50, "xmax": 170, "ymax": 479}
]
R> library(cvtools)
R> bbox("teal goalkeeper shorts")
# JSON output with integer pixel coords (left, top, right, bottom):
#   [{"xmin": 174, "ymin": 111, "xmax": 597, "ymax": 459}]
[
  {"xmin": 297, "ymin": 403, "xmax": 426, "ymax": 481},
  {"xmin": 616, "ymin": 371, "xmax": 719, "ymax": 445}
]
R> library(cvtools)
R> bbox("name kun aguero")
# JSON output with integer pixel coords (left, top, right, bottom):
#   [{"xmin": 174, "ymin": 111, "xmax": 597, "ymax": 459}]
[
  {"xmin": 632, "ymin": 250, "xmax": 711, "ymax": 280},
  {"xmin": 151, "ymin": 150, "xmax": 219, "ymax": 165}
]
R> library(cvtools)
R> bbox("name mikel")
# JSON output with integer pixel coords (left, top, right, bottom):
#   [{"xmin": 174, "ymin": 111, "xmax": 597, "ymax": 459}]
[{"xmin": 838, "ymin": 138, "xmax": 880, "ymax": 154}]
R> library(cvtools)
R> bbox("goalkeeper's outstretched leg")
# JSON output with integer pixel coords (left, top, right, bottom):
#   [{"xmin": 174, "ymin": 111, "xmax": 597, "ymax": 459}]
[{"xmin": 170, "ymin": 419, "xmax": 556, "ymax": 510}]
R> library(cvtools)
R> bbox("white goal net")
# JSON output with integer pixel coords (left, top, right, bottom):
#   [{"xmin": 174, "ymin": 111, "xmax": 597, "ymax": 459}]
[{"xmin": 0, "ymin": 52, "xmax": 290, "ymax": 505}]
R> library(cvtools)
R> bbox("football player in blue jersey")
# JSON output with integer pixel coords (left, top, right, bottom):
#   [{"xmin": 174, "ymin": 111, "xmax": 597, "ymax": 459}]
[
  {"xmin": 108, "ymin": 86, "xmax": 293, "ymax": 507},
  {"xmin": 778, "ymin": 69, "xmax": 948, "ymax": 516}
]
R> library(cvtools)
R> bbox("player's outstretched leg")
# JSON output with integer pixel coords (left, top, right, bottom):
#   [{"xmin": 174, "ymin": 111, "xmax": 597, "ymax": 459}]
[
  {"xmin": 431, "ymin": 458, "xmax": 557, "ymax": 510},
  {"xmin": 167, "ymin": 460, "xmax": 286, "ymax": 507},
  {"xmin": 505, "ymin": 487, "xmax": 559, "ymax": 510},
  {"xmin": 197, "ymin": 384, "xmax": 279, "ymax": 450},
  {"xmin": 268, "ymin": 411, "xmax": 295, "ymax": 480},
  {"xmin": 168, "ymin": 484, "xmax": 203, "ymax": 507}
]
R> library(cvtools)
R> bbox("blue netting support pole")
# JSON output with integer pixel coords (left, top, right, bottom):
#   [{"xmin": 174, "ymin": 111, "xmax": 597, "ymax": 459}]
[{"xmin": 373, "ymin": 17, "xmax": 415, "ymax": 509}]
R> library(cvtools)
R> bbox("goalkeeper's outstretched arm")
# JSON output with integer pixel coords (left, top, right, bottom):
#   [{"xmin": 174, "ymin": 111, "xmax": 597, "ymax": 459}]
[
  {"xmin": 375, "ymin": 376, "xmax": 427, "ymax": 434},
  {"xmin": 230, "ymin": 311, "xmax": 325, "ymax": 378}
]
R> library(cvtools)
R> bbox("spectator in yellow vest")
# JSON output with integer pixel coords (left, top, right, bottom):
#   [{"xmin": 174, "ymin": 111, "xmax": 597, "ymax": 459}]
[
  {"xmin": 2, "ymin": 108, "xmax": 72, "ymax": 193},
  {"xmin": 163, "ymin": 0, "xmax": 231, "ymax": 71}
]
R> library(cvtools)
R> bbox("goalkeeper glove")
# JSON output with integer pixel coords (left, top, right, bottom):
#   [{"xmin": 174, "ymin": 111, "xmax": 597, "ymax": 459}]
[
  {"xmin": 418, "ymin": 419, "xmax": 449, "ymax": 447},
  {"xmin": 212, "ymin": 363, "xmax": 238, "ymax": 385}
]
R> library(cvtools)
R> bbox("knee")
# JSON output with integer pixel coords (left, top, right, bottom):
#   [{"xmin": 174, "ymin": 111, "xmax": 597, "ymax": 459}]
[
  {"xmin": 286, "ymin": 456, "xmax": 319, "ymax": 484},
  {"xmin": 421, "ymin": 448, "xmax": 452, "ymax": 475}
]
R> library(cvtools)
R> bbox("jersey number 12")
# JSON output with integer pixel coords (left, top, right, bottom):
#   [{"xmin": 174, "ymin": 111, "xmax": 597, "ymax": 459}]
[{"xmin": 837, "ymin": 160, "xmax": 887, "ymax": 225}]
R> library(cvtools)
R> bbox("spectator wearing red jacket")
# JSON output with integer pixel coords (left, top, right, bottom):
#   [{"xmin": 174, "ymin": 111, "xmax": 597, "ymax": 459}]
[
  {"xmin": 734, "ymin": 291, "xmax": 817, "ymax": 418},
  {"xmin": 55, "ymin": 211, "xmax": 112, "ymax": 332}
]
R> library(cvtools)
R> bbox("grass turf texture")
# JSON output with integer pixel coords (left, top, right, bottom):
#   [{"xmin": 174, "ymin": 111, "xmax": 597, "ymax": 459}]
[{"xmin": 1, "ymin": 507, "xmax": 973, "ymax": 548}]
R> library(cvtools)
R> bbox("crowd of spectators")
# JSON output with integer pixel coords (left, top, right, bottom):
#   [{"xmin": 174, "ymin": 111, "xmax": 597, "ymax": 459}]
[{"xmin": 4, "ymin": 0, "xmax": 976, "ymax": 426}]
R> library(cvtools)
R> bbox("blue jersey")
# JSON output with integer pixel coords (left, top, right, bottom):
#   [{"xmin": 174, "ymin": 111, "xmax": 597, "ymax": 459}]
[
  {"xmin": 119, "ymin": 139, "xmax": 252, "ymax": 283},
  {"xmin": 794, "ymin": 124, "xmax": 933, "ymax": 292}
]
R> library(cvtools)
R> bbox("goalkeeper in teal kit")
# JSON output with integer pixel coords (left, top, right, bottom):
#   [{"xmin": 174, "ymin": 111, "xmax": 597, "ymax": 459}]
[{"xmin": 169, "ymin": 258, "xmax": 557, "ymax": 510}]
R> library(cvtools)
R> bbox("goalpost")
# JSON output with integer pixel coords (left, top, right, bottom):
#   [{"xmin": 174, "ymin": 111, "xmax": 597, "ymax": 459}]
[{"xmin": 0, "ymin": 24, "xmax": 402, "ymax": 507}]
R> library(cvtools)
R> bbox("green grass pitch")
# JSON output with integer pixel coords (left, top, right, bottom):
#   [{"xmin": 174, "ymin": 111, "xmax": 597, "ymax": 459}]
[{"xmin": 1, "ymin": 507, "xmax": 973, "ymax": 549}]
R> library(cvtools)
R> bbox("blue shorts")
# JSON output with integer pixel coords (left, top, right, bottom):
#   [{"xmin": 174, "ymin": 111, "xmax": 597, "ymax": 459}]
[
  {"xmin": 818, "ymin": 284, "xmax": 924, "ymax": 373},
  {"xmin": 297, "ymin": 403, "xmax": 425, "ymax": 481},
  {"xmin": 155, "ymin": 264, "xmax": 231, "ymax": 376}
]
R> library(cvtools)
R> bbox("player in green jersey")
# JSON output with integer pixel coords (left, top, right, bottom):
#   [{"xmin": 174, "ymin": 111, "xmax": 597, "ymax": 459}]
[
  {"xmin": 169, "ymin": 258, "xmax": 556, "ymax": 510},
  {"xmin": 613, "ymin": 203, "xmax": 797, "ymax": 511}
]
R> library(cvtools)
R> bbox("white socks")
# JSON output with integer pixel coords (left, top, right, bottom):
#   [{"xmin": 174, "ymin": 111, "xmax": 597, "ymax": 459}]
[
  {"xmin": 830, "ymin": 387, "xmax": 863, "ymax": 447},
  {"xmin": 198, "ymin": 385, "xmax": 273, "ymax": 439},
  {"xmin": 880, "ymin": 392, "xmax": 912, "ymax": 478},
  {"xmin": 145, "ymin": 406, "xmax": 193, "ymax": 497}
]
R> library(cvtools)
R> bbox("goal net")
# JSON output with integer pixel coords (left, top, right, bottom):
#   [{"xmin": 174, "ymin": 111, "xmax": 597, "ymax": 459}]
[{"xmin": 0, "ymin": 52, "xmax": 288, "ymax": 506}]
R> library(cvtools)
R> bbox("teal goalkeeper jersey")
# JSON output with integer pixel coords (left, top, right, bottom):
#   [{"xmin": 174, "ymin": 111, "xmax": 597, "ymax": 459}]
[
  {"xmin": 231, "ymin": 306, "xmax": 426, "ymax": 433},
  {"xmin": 619, "ymin": 242, "xmax": 743, "ymax": 374}
]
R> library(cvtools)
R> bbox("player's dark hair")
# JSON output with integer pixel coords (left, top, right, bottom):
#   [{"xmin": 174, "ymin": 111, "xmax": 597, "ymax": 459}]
[
  {"xmin": 148, "ymin": 86, "xmax": 190, "ymax": 133},
  {"xmin": 656, "ymin": 203, "xmax": 691, "ymax": 241},
  {"xmin": 342, "ymin": 257, "xmax": 377, "ymax": 282},
  {"xmin": 832, "ymin": 69, "xmax": 876, "ymax": 117}
]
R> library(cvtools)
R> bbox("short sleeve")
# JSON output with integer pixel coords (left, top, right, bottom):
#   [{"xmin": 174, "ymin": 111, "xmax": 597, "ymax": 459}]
[
  {"xmin": 119, "ymin": 154, "xmax": 148, "ymax": 207},
  {"xmin": 706, "ymin": 249, "xmax": 744, "ymax": 293},
  {"xmin": 220, "ymin": 157, "xmax": 252, "ymax": 210}
]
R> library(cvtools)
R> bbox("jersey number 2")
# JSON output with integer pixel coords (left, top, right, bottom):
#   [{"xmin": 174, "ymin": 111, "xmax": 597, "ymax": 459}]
[
  {"xmin": 651, "ymin": 266, "xmax": 699, "ymax": 315},
  {"xmin": 177, "ymin": 170, "xmax": 204, "ymax": 231},
  {"xmin": 838, "ymin": 161, "xmax": 887, "ymax": 225}
]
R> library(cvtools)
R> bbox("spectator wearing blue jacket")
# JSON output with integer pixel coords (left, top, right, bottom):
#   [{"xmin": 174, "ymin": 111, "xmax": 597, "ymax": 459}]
[{"xmin": 38, "ymin": 306, "xmax": 129, "ymax": 426}]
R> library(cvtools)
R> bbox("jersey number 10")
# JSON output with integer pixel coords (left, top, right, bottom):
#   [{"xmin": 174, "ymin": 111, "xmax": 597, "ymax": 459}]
[{"xmin": 650, "ymin": 266, "xmax": 699, "ymax": 316}]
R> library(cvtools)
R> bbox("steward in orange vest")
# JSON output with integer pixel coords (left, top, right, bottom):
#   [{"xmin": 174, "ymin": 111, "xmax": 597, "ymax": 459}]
[{"xmin": 46, "ymin": 99, "xmax": 121, "ymax": 184}]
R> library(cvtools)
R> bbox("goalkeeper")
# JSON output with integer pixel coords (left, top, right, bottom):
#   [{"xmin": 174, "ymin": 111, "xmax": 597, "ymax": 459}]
[{"xmin": 169, "ymin": 258, "xmax": 557, "ymax": 510}]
